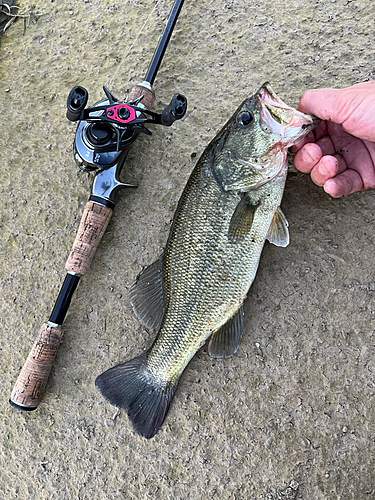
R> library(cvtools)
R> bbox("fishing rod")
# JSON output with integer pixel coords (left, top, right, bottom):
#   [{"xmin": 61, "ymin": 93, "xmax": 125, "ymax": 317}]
[{"xmin": 10, "ymin": 0, "xmax": 187, "ymax": 411}]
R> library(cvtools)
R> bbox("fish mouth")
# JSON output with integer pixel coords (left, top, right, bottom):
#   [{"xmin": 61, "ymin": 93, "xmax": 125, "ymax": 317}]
[{"xmin": 258, "ymin": 82, "xmax": 320, "ymax": 147}]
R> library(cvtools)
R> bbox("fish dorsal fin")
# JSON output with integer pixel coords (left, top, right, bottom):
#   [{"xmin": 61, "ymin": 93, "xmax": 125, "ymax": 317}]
[
  {"xmin": 129, "ymin": 255, "xmax": 166, "ymax": 330},
  {"xmin": 228, "ymin": 195, "xmax": 260, "ymax": 243},
  {"xmin": 266, "ymin": 207, "xmax": 289, "ymax": 247},
  {"xmin": 208, "ymin": 306, "xmax": 244, "ymax": 358}
]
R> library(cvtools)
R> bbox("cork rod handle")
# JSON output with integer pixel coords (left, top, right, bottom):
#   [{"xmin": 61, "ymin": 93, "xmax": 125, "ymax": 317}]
[
  {"xmin": 66, "ymin": 202, "xmax": 113, "ymax": 276},
  {"xmin": 10, "ymin": 202, "xmax": 112, "ymax": 410},
  {"xmin": 10, "ymin": 324, "xmax": 63, "ymax": 409},
  {"xmin": 128, "ymin": 84, "xmax": 155, "ymax": 110}
]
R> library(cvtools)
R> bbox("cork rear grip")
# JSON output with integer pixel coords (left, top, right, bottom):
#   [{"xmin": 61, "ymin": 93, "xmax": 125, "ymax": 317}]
[
  {"xmin": 10, "ymin": 323, "xmax": 64, "ymax": 409},
  {"xmin": 66, "ymin": 202, "xmax": 113, "ymax": 276}
]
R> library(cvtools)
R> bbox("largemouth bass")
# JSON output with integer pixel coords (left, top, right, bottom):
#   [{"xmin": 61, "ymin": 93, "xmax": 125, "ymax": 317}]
[{"xmin": 96, "ymin": 83, "xmax": 319, "ymax": 439}]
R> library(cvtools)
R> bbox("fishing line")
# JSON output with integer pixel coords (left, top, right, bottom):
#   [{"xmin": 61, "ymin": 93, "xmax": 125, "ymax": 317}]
[{"xmin": 107, "ymin": 3, "xmax": 157, "ymax": 89}]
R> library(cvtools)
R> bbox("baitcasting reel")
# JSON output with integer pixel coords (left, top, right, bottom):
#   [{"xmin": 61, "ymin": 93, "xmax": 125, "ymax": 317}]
[{"xmin": 67, "ymin": 83, "xmax": 187, "ymax": 173}]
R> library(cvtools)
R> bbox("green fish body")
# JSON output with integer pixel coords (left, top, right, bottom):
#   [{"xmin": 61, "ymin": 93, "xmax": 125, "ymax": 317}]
[{"xmin": 96, "ymin": 83, "xmax": 319, "ymax": 438}]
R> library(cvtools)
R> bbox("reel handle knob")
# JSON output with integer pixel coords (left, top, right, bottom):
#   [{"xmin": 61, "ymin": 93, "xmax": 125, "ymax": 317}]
[
  {"xmin": 67, "ymin": 86, "xmax": 89, "ymax": 122},
  {"xmin": 161, "ymin": 93, "xmax": 187, "ymax": 126}
]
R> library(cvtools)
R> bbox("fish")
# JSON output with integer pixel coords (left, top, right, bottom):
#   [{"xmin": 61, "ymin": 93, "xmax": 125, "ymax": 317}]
[{"xmin": 95, "ymin": 83, "xmax": 320, "ymax": 439}]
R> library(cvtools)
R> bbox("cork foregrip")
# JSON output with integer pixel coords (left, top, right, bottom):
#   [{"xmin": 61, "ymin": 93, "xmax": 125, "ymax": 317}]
[
  {"xmin": 128, "ymin": 85, "xmax": 155, "ymax": 110},
  {"xmin": 66, "ymin": 202, "xmax": 112, "ymax": 276},
  {"xmin": 10, "ymin": 323, "xmax": 63, "ymax": 408}
]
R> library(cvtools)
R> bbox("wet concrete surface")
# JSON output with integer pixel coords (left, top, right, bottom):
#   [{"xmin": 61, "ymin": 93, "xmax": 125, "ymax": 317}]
[{"xmin": 0, "ymin": 0, "xmax": 374, "ymax": 498}]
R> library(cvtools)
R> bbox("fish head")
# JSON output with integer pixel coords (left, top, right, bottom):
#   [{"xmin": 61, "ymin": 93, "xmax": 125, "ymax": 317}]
[
  {"xmin": 213, "ymin": 83, "xmax": 320, "ymax": 191},
  {"xmin": 257, "ymin": 82, "xmax": 320, "ymax": 147}
]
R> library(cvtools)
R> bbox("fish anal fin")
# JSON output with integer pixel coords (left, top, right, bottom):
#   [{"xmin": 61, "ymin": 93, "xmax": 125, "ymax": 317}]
[
  {"xmin": 228, "ymin": 197, "xmax": 260, "ymax": 243},
  {"xmin": 129, "ymin": 255, "xmax": 166, "ymax": 330},
  {"xmin": 208, "ymin": 306, "xmax": 244, "ymax": 359},
  {"xmin": 266, "ymin": 207, "xmax": 289, "ymax": 247}
]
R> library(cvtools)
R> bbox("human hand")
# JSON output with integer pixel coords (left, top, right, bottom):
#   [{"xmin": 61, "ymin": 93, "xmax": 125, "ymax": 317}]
[{"xmin": 290, "ymin": 82, "xmax": 375, "ymax": 197}]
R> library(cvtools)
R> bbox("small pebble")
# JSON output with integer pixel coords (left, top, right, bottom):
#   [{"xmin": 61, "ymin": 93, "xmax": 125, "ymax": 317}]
[{"xmin": 290, "ymin": 480, "xmax": 299, "ymax": 490}]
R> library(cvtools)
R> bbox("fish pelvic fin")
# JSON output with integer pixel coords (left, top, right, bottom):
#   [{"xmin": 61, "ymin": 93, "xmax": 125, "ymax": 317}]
[
  {"xmin": 95, "ymin": 354, "xmax": 178, "ymax": 439},
  {"xmin": 208, "ymin": 306, "xmax": 244, "ymax": 358},
  {"xmin": 266, "ymin": 207, "xmax": 289, "ymax": 247}
]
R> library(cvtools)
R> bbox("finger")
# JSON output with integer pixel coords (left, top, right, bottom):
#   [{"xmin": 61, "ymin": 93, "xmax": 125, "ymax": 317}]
[
  {"xmin": 312, "ymin": 120, "xmax": 327, "ymax": 141},
  {"xmin": 297, "ymin": 84, "xmax": 375, "ymax": 142},
  {"xmin": 323, "ymin": 169, "xmax": 364, "ymax": 198},
  {"xmin": 310, "ymin": 155, "xmax": 340, "ymax": 186},
  {"xmin": 364, "ymin": 138, "xmax": 375, "ymax": 159},
  {"xmin": 327, "ymin": 122, "xmax": 375, "ymax": 189},
  {"xmin": 289, "ymin": 131, "xmax": 315, "ymax": 153},
  {"xmin": 334, "ymin": 154, "xmax": 348, "ymax": 175},
  {"xmin": 315, "ymin": 135, "xmax": 335, "ymax": 156},
  {"xmin": 289, "ymin": 121, "xmax": 327, "ymax": 154},
  {"xmin": 337, "ymin": 83, "xmax": 375, "ymax": 141},
  {"xmin": 293, "ymin": 143, "xmax": 322, "ymax": 173}
]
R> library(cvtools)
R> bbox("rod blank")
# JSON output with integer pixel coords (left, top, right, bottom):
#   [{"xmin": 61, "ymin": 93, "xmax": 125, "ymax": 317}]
[{"xmin": 144, "ymin": 0, "xmax": 185, "ymax": 84}]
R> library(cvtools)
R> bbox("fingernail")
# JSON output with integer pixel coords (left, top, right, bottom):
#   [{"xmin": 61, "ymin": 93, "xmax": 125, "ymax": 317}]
[
  {"xmin": 302, "ymin": 148, "xmax": 315, "ymax": 164},
  {"xmin": 324, "ymin": 179, "xmax": 340, "ymax": 198},
  {"xmin": 319, "ymin": 163, "xmax": 329, "ymax": 175}
]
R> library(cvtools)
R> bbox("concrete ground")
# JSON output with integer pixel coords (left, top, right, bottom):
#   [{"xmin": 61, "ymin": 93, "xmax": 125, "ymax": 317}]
[{"xmin": 1, "ymin": 0, "xmax": 374, "ymax": 498}]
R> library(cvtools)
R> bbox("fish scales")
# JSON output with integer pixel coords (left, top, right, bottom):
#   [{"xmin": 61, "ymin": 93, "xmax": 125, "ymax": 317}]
[
  {"xmin": 96, "ymin": 83, "xmax": 320, "ymax": 438},
  {"xmin": 148, "ymin": 159, "xmax": 287, "ymax": 381}
]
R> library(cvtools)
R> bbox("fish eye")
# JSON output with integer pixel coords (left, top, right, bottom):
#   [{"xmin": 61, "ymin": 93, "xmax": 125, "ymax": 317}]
[{"xmin": 237, "ymin": 111, "xmax": 254, "ymax": 128}]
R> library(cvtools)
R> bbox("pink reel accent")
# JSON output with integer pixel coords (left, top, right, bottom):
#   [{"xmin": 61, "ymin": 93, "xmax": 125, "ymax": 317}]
[{"xmin": 106, "ymin": 104, "xmax": 136, "ymax": 124}]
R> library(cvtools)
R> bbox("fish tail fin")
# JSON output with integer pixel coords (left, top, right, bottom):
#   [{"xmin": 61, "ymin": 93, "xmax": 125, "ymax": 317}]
[{"xmin": 95, "ymin": 353, "xmax": 177, "ymax": 439}]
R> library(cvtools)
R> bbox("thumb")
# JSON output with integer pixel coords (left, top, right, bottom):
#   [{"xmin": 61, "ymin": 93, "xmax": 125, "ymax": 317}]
[
  {"xmin": 297, "ymin": 87, "xmax": 354, "ymax": 124},
  {"xmin": 297, "ymin": 83, "xmax": 375, "ymax": 142}
]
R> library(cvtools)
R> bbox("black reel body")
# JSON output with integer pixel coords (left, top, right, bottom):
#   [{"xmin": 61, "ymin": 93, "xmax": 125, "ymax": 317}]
[
  {"xmin": 68, "ymin": 85, "xmax": 187, "ymax": 172},
  {"xmin": 72, "ymin": 98, "xmax": 137, "ymax": 172}
]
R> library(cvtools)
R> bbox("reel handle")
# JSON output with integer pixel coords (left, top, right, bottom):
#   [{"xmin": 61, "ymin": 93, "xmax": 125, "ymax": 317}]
[{"xmin": 161, "ymin": 94, "xmax": 187, "ymax": 126}]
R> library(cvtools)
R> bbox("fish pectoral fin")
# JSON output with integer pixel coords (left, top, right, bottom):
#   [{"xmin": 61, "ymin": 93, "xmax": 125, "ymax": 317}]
[
  {"xmin": 129, "ymin": 255, "xmax": 166, "ymax": 330},
  {"xmin": 208, "ymin": 306, "xmax": 244, "ymax": 359},
  {"xmin": 228, "ymin": 196, "xmax": 260, "ymax": 243},
  {"xmin": 266, "ymin": 207, "xmax": 289, "ymax": 247}
]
